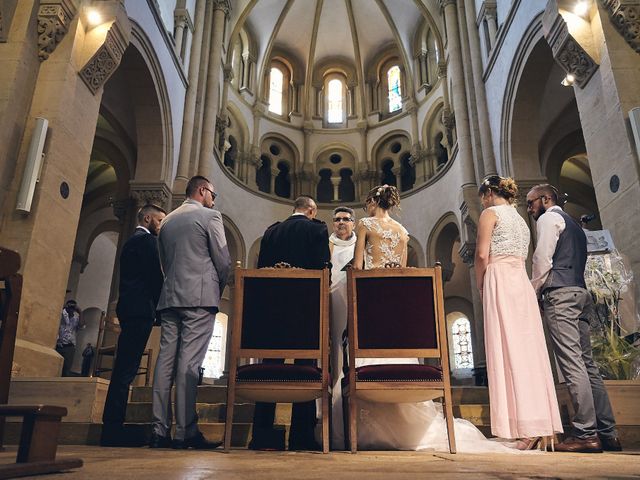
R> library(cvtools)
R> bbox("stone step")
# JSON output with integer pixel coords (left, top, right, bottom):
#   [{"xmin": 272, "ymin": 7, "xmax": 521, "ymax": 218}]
[
  {"xmin": 130, "ymin": 385, "xmax": 227, "ymax": 403},
  {"xmin": 125, "ymin": 402, "xmax": 292, "ymax": 424}
]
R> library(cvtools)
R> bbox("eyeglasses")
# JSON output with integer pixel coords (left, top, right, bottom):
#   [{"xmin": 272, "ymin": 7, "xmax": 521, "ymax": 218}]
[
  {"xmin": 333, "ymin": 217, "xmax": 353, "ymax": 223},
  {"xmin": 526, "ymin": 195, "xmax": 545, "ymax": 208},
  {"xmin": 203, "ymin": 187, "xmax": 217, "ymax": 200}
]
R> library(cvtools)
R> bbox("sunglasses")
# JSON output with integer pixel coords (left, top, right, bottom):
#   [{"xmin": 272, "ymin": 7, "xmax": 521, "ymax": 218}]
[
  {"xmin": 203, "ymin": 187, "xmax": 217, "ymax": 200},
  {"xmin": 526, "ymin": 195, "xmax": 545, "ymax": 208},
  {"xmin": 333, "ymin": 217, "xmax": 353, "ymax": 223}
]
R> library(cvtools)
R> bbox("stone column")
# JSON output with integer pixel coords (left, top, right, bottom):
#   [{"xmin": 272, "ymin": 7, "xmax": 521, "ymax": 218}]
[
  {"xmin": 0, "ymin": 1, "xmax": 131, "ymax": 376},
  {"xmin": 198, "ymin": 0, "xmax": 230, "ymax": 179},
  {"xmin": 188, "ymin": 0, "xmax": 213, "ymax": 178},
  {"xmin": 174, "ymin": 0, "xmax": 206, "ymax": 195},
  {"xmin": 458, "ymin": 201, "xmax": 486, "ymax": 384},
  {"xmin": 173, "ymin": 10, "xmax": 188, "ymax": 59},
  {"xmin": 331, "ymin": 175, "xmax": 340, "ymax": 201},
  {"xmin": 464, "ymin": 0, "xmax": 497, "ymax": 177},
  {"xmin": 485, "ymin": 4, "xmax": 497, "ymax": 48},
  {"xmin": 440, "ymin": 0, "xmax": 476, "ymax": 186}
]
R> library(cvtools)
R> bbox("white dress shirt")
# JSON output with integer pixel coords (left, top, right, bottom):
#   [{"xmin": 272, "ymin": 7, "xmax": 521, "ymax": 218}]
[{"xmin": 531, "ymin": 205, "xmax": 566, "ymax": 294}]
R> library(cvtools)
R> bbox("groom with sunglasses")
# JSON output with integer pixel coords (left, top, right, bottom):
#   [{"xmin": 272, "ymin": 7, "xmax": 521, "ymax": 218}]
[{"xmin": 527, "ymin": 184, "xmax": 619, "ymax": 453}]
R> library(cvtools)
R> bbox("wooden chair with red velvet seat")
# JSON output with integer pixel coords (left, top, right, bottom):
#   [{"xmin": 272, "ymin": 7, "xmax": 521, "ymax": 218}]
[
  {"xmin": 223, "ymin": 267, "xmax": 331, "ymax": 453},
  {"xmin": 343, "ymin": 265, "xmax": 456, "ymax": 453}
]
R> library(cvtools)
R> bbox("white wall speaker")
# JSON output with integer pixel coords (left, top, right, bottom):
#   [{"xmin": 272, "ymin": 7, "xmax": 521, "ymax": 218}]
[
  {"xmin": 630, "ymin": 108, "xmax": 640, "ymax": 165},
  {"xmin": 16, "ymin": 117, "xmax": 48, "ymax": 214}
]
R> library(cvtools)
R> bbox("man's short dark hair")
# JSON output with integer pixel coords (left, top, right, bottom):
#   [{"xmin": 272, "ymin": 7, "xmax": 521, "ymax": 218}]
[
  {"xmin": 531, "ymin": 183, "xmax": 561, "ymax": 205},
  {"xmin": 333, "ymin": 206, "xmax": 355, "ymax": 220},
  {"xmin": 293, "ymin": 195, "xmax": 316, "ymax": 211},
  {"xmin": 186, "ymin": 175, "xmax": 211, "ymax": 197},
  {"xmin": 137, "ymin": 204, "xmax": 167, "ymax": 223}
]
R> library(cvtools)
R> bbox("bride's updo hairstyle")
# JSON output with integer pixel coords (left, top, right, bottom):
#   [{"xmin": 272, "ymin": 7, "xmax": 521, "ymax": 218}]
[
  {"xmin": 366, "ymin": 184, "xmax": 400, "ymax": 210},
  {"xmin": 478, "ymin": 175, "xmax": 518, "ymax": 205}
]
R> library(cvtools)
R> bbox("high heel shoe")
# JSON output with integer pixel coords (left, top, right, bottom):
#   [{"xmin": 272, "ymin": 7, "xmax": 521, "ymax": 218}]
[
  {"xmin": 541, "ymin": 435, "xmax": 555, "ymax": 452},
  {"xmin": 515, "ymin": 437, "xmax": 541, "ymax": 450}
]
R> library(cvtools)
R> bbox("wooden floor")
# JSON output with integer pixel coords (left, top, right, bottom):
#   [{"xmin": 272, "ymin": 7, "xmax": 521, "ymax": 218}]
[{"xmin": 1, "ymin": 446, "xmax": 638, "ymax": 479}]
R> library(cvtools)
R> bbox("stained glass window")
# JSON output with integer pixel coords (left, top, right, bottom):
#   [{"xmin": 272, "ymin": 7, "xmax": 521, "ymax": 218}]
[
  {"xmin": 269, "ymin": 67, "xmax": 284, "ymax": 115},
  {"xmin": 387, "ymin": 65, "xmax": 402, "ymax": 113},
  {"xmin": 327, "ymin": 78, "xmax": 343, "ymax": 123},
  {"xmin": 452, "ymin": 317, "xmax": 473, "ymax": 369}
]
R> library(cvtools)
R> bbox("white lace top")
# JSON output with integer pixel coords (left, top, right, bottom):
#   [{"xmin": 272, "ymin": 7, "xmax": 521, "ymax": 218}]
[
  {"xmin": 360, "ymin": 217, "xmax": 409, "ymax": 269},
  {"xmin": 488, "ymin": 205, "xmax": 530, "ymax": 258}
]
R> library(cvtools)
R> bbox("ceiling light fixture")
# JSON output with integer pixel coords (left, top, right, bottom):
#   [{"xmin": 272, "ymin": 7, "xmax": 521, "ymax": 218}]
[
  {"xmin": 561, "ymin": 74, "xmax": 575, "ymax": 87},
  {"xmin": 574, "ymin": 1, "xmax": 590, "ymax": 16},
  {"xmin": 86, "ymin": 9, "xmax": 102, "ymax": 26}
]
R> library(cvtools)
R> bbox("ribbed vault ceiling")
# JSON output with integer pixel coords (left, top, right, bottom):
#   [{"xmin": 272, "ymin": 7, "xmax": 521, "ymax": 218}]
[{"xmin": 234, "ymin": 0, "xmax": 442, "ymax": 92}]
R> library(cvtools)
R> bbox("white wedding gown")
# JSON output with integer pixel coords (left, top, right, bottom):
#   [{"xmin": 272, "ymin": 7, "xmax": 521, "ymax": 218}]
[{"xmin": 326, "ymin": 218, "xmax": 521, "ymax": 453}]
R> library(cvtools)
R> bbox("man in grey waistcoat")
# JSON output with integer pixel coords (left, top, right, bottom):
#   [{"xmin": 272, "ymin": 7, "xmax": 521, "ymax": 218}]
[
  {"xmin": 527, "ymin": 184, "xmax": 620, "ymax": 453},
  {"xmin": 150, "ymin": 175, "xmax": 231, "ymax": 449}
]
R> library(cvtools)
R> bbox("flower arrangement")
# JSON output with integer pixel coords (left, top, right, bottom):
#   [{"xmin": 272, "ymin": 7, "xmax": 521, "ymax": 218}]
[{"xmin": 584, "ymin": 251, "xmax": 640, "ymax": 380}]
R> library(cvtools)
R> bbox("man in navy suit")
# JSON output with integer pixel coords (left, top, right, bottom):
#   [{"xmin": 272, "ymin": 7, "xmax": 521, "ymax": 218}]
[
  {"xmin": 250, "ymin": 196, "xmax": 330, "ymax": 451},
  {"xmin": 101, "ymin": 204, "xmax": 166, "ymax": 447}
]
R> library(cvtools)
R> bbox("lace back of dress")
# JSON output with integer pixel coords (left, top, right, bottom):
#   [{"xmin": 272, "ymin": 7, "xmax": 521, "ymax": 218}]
[
  {"xmin": 361, "ymin": 217, "xmax": 408, "ymax": 269},
  {"xmin": 489, "ymin": 205, "xmax": 530, "ymax": 258}
]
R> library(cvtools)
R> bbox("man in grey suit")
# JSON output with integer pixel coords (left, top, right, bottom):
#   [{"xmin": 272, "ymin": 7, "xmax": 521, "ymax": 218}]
[{"xmin": 150, "ymin": 175, "xmax": 231, "ymax": 449}]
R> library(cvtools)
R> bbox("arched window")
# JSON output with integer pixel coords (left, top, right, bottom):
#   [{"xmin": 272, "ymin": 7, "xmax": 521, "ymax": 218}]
[
  {"xmin": 256, "ymin": 155, "xmax": 271, "ymax": 193},
  {"xmin": 327, "ymin": 78, "xmax": 344, "ymax": 124},
  {"xmin": 269, "ymin": 67, "xmax": 284, "ymax": 115},
  {"xmin": 451, "ymin": 316, "xmax": 473, "ymax": 369},
  {"xmin": 274, "ymin": 161, "xmax": 291, "ymax": 199},
  {"xmin": 338, "ymin": 168, "xmax": 355, "ymax": 202},
  {"xmin": 380, "ymin": 159, "xmax": 396, "ymax": 187},
  {"xmin": 387, "ymin": 65, "xmax": 402, "ymax": 113},
  {"xmin": 317, "ymin": 169, "xmax": 333, "ymax": 203},
  {"xmin": 201, "ymin": 313, "xmax": 228, "ymax": 379}
]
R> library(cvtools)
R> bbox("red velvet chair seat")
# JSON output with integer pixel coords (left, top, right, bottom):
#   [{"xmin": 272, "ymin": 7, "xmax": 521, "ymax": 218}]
[
  {"xmin": 236, "ymin": 363, "xmax": 322, "ymax": 382},
  {"xmin": 343, "ymin": 364, "xmax": 442, "ymax": 388}
]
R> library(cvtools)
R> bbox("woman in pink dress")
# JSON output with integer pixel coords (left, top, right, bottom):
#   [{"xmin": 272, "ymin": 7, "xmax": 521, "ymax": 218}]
[{"xmin": 475, "ymin": 175, "xmax": 563, "ymax": 450}]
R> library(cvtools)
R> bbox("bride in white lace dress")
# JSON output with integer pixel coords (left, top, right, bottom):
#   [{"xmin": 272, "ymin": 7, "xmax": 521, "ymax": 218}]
[{"xmin": 340, "ymin": 185, "xmax": 516, "ymax": 453}]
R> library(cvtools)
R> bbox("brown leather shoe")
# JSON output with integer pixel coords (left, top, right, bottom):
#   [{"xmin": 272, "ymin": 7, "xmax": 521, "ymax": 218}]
[
  {"xmin": 599, "ymin": 436, "xmax": 622, "ymax": 452},
  {"xmin": 554, "ymin": 436, "xmax": 602, "ymax": 453}
]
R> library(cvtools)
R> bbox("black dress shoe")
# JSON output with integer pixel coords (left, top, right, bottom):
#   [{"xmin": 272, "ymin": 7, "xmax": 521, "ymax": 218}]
[
  {"xmin": 101, "ymin": 424, "xmax": 147, "ymax": 447},
  {"xmin": 553, "ymin": 435, "xmax": 602, "ymax": 453},
  {"xmin": 149, "ymin": 432, "xmax": 173, "ymax": 448},
  {"xmin": 172, "ymin": 432, "xmax": 222, "ymax": 450},
  {"xmin": 599, "ymin": 436, "xmax": 622, "ymax": 452}
]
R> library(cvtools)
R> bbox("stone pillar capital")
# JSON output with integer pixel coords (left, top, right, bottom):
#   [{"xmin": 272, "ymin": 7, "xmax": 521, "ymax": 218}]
[
  {"xmin": 458, "ymin": 242, "xmax": 476, "ymax": 266},
  {"xmin": 174, "ymin": 8, "xmax": 194, "ymax": 32},
  {"xmin": 543, "ymin": 11, "xmax": 598, "ymax": 88},
  {"xmin": 78, "ymin": 9, "xmax": 131, "ymax": 94},
  {"xmin": 439, "ymin": 0, "xmax": 457, "ymax": 9},
  {"xmin": 601, "ymin": 0, "xmax": 640, "ymax": 54},
  {"xmin": 223, "ymin": 64, "xmax": 234, "ymax": 82},
  {"xmin": 129, "ymin": 182, "xmax": 172, "ymax": 211},
  {"xmin": 211, "ymin": 0, "xmax": 231, "ymax": 16},
  {"xmin": 37, "ymin": 0, "xmax": 77, "ymax": 61}
]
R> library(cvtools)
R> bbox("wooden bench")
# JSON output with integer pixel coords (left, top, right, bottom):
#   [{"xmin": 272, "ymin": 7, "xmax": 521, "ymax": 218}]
[{"xmin": 0, "ymin": 246, "xmax": 82, "ymax": 478}]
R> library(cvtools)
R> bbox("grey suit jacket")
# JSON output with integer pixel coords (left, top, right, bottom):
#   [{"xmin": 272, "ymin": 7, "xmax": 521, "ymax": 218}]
[{"xmin": 157, "ymin": 199, "xmax": 231, "ymax": 310}]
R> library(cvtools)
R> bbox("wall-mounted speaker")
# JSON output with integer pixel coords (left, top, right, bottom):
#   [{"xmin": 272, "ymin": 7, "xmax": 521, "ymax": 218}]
[
  {"xmin": 630, "ymin": 108, "xmax": 640, "ymax": 164},
  {"xmin": 16, "ymin": 117, "xmax": 48, "ymax": 214}
]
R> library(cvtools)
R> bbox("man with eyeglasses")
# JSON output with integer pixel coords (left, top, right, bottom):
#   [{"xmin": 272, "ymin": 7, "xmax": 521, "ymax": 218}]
[
  {"xmin": 526, "ymin": 184, "xmax": 619, "ymax": 453},
  {"xmin": 150, "ymin": 175, "xmax": 231, "ymax": 450},
  {"xmin": 328, "ymin": 206, "xmax": 356, "ymax": 449}
]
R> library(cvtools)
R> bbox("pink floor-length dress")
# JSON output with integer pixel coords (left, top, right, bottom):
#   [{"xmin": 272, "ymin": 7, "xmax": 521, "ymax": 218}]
[{"xmin": 483, "ymin": 204, "xmax": 563, "ymax": 439}]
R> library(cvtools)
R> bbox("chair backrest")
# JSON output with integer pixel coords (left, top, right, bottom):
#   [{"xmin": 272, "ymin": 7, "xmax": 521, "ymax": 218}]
[
  {"xmin": 0, "ymin": 247, "xmax": 22, "ymax": 400},
  {"xmin": 347, "ymin": 266, "xmax": 447, "ymax": 360},
  {"xmin": 232, "ymin": 267, "xmax": 330, "ymax": 361}
]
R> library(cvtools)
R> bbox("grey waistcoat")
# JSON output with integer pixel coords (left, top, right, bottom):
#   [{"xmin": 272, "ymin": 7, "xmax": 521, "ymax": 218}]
[{"xmin": 542, "ymin": 209, "xmax": 587, "ymax": 291}]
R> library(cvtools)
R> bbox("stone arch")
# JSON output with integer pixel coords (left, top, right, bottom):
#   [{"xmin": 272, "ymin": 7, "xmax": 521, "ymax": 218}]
[
  {"xmin": 313, "ymin": 143, "xmax": 358, "ymax": 203},
  {"xmin": 247, "ymin": 236, "xmax": 263, "ymax": 269},
  {"xmin": 422, "ymin": 100, "xmax": 451, "ymax": 173},
  {"xmin": 407, "ymin": 235, "xmax": 425, "ymax": 267},
  {"xmin": 259, "ymin": 133, "xmax": 299, "ymax": 198},
  {"xmin": 371, "ymin": 130, "xmax": 411, "ymax": 187},
  {"xmin": 128, "ymin": 21, "xmax": 174, "ymax": 185},
  {"xmin": 426, "ymin": 212, "xmax": 460, "ymax": 280},
  {"xmin": 412, "ymin": 17, "xmax": 444, "ymax": 91},
  {"xmin": 221, "ymin": 214, "xmax": 246, "ymax": 268}
]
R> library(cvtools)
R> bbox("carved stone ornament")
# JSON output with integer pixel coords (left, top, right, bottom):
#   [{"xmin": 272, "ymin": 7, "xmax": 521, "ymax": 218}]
[
  {"xmin": 601, "ymin": 0, "xmax": 640, "ymax": 53},
  {"xmin": 409, "ymin": 144, "xmax": 428, "ymax": 166},
  {"xmin": 545, "ymin": 14, "xmax": 598, "ymax": 88},
  {"xmin": 78, "ymin": 21, "xmax": 128, "ymax": 94},
  {"xmin": 438, "ymin": 0, "xmax": 457, "ymax": 8},
  {"xmin": 458, "ymin": 242, "xmax": 476, "ymax": 266},
  {"xmin": 37, "ymin": 0, "xmax": 77, "ymax": 61},
  {"xmin": 212, "ymin": 0, "xmax": 231, "ymax": 16},
  {"xmin": 130, "ymin": 183, "xmax": 172, "ymax": 210},
  {"xmin": 223, "ymin": 64, "xmax": 234, "ymax": 82},
  {"xmin": 111, "ymin": 198, "xmax": 131, "ymax": 222}
]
